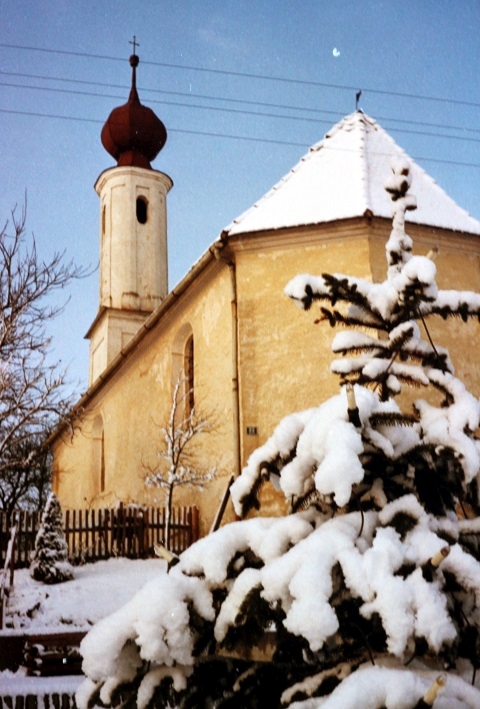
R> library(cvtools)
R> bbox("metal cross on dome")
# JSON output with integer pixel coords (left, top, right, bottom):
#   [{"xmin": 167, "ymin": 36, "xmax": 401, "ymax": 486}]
[{"xmin": 130, "ymin": 35, "xmax": 140, "ymax": 54}]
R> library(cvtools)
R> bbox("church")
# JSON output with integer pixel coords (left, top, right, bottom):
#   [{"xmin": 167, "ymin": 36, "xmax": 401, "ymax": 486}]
[{"xmin": 51, "ymin": 51, "xmax": 480, "ymax": 537}]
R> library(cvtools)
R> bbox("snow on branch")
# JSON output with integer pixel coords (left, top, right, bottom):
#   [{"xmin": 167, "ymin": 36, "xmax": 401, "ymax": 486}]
[
  {"xmin": 78, "ymin": 152, "xmax": 480, "ymax": 708},
  {"xmin": 231, "ymin": 386, "xmax": 419, "ymax": 516},
  {"xmin": 78, "ymin": 500, "xmax": 480, "ymax": 707}
]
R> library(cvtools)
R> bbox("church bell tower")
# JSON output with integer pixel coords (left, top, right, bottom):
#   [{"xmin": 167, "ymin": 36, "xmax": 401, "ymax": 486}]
[{"xmin": 87, "ymin": 48, "xmax": 173, "ymax": 385}]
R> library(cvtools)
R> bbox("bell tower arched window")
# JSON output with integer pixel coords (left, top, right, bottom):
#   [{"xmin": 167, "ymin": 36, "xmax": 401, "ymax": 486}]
[{"xmin": 136, "ymin": 196, "xmax": 148, "ymax": 224}]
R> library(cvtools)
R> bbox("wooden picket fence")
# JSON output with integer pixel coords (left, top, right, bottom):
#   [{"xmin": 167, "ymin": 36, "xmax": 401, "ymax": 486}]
[
  {"xmin": 0, "ymin": 505, "xmax": 199, "ymax": 568},
  {"xmin": 0, "ymin": 692, "xmax": 77, "ymax": 709}
]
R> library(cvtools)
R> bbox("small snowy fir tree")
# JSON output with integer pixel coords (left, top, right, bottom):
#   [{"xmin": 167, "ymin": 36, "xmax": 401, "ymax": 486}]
[
  {"xmin": 77, "ymin": 161, "xmax": 480, "ymax": 708},
  {"xmin": 30, "ymin": 491, "xmax": 73, "ymax": 584}
]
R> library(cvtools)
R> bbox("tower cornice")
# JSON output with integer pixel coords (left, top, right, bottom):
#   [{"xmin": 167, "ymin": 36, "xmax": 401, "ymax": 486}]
[{"xmin": 94, "ymin": 165, "xmax": 173, "ymax": 196}]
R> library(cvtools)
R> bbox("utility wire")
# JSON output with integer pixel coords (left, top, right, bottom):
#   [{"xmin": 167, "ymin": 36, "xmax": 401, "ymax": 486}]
[
  {"xmin": 0, "ymin": 107, "xmax": 101, "ymax": 125},
  {"xmin": 0, "ymin": 69, "xmax": 346, "ymax": 118},
  {"xmin": 2, "ymin": 81, "xmax": 480, "ymax": 146},
  {"xmin": 1, "ymin": 107, "xmax": 480, "ymax": 169},
  {"xmin": 2, "ymin": 69, "xmax": 480, "ymax": 137},
  {"xmin": 2, "ymin": 41, "xmax": 480, "ymax": 110},
  {"xmin": 0, "ymin": 80, "xmax": 344, "ymax": 127},
  {"xmin": 4, "ymin": 79, "xmax": 480, "ymax": 146},
  {"xmin": 1, "ymin": 45, "xmax": 479, "ymax": 167}
]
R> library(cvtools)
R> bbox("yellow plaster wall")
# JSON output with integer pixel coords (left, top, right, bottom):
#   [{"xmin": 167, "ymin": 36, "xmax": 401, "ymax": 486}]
[
  {"xmin": 232, "ymin": 222, "xmax": 374, "ymax": 514},
  {"xmin": 232, "ymin": 220, "xmax": 480, "ymax": 514},
  {"xmin": 53, "ymin": 262, "xmax": 237, "ymax": 537},
  {"xmin": 53, "ymin": 217, "xmax": 480, "ymax": 532},
  {"xmin": 234, "ymin": 222, "xmax": 373, "ymax": 459}
]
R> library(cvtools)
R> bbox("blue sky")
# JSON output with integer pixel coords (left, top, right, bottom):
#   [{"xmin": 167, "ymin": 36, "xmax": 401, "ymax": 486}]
[{"xmin": 1, "ymin": 0, "xmax": 479, "ymax": 391}]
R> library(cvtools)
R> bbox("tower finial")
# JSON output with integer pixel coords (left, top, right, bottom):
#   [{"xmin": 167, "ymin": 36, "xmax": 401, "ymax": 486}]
[
  {"xmin": 129, "ymin": 35, "xmax": 139, "ymax": 55},
  {"xmin": 356, "ymin": 90, "xmax": 362, "ymax": 111},
  {"xmin": 100, "ymin": 36, "xmax": 167, "ymax": 169},
  {"xmin": 128, "ymin": 37, "xmax": 140, "ymax": 100}
]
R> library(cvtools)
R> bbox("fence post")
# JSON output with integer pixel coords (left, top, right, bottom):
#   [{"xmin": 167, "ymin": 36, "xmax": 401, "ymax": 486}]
[
  {"xmin": 105, "ymin": 508, "xmax": 111, "ymax": 558},
  {"xmin": 191, "ymin": 507, "xmax": 200, "ymax": 543},
  {"xmin": 9, "ymin": 526, "xmax": 16, "ymax": 589},
  {"xmin": 17, "ymin": 511, "xmax": 24, "ymax": 567},
  {"xmin": 0, "ymin": 525, "xmax": 17, "ymax": 630},
  {"xmin": 209, "ymin": 475, "xmax": 233, "ymax": 534},
  {"xmin": 64, "ymin": 509, "xmax": 70, "ymax": 560},
  {"xmin": 27, "ymin": 511, "xmax": 36, "ymax": 566}
]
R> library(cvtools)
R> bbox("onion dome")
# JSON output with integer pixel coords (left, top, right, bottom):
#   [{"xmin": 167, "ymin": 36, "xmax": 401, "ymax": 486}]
[{"xmin": 101, "ymin": 53, "xmax": 167, "ymax": 169}]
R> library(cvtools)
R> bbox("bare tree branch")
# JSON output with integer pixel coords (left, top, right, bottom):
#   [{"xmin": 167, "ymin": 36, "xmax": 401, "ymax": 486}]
[
  {"xmin": 0, "ymin": 202, "xmax": 87, "ymax": 516},
  {"xmin": 143, "ymin": 377, "xmax": 218, "ymax": 550}
]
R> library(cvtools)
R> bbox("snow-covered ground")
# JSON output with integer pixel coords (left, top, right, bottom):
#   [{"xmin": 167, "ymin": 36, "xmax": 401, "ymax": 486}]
[{"xmin": 0, "ymin": 557, "xmax": 166, "ymax": 695}]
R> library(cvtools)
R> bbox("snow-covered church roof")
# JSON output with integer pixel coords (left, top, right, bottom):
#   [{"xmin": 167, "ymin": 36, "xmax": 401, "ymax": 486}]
[{"xmin": 225, "ymin": 111, "xmax": 480, "ymax": 237}]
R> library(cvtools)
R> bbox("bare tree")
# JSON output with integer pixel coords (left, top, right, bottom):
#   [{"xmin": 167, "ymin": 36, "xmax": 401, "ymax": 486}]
[
  {"xmin": 0, "ymin": 202, "xmax": 85, "ymax": 517},
  {"xmin": 143, "ymin": 378, "xmax": 217, "ymax": 550},
  {"xmin": 0, "ymin": 433, "xmax": 52, "ymax": 514}
]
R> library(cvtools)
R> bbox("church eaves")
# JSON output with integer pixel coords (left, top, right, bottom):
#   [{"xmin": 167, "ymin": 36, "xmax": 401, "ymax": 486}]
[{"xmin": 225, "ymin": 112, "xmax": 480, "ymax": 237}]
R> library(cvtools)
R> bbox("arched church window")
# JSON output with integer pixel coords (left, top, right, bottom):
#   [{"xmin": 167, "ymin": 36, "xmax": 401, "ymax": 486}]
[
  {"xmin": 136, "ymin": 196, "xmax": 148, "ymax": 224},
  {"xmin": 102, "ymin": 204, "xmax": 106, "ymax": 236},
  {"xmin": 92, "ymin": 415, "xmax": 106, "ymax": 494},
  {"xmin": 184, "ymin": 334, "xmax": 194, "ymax": 417},
  {"xmin": 172, "ymin": 324, "xmax": 195, "ymax": 420},
  {"xmin": 100, "ymin": 431, "xmax": 105, "ymax": 492}
]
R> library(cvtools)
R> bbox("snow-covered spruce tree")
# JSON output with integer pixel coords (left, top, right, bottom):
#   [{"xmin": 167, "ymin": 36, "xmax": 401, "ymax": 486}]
[
  {"xmin": 77, "ymin": 160, "xmax": 480, "ymax": 708},
  {"xmin": 30, "ymin": 491, "xmax": 73, "ymax": 584}
]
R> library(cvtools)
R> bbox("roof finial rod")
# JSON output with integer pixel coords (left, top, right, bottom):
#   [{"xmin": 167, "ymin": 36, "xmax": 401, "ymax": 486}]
[
  {"xmin": 356, "ymin": 90, "xmax": 362, "ymax": 111},
  {"xmin": 129, "ymin": 35, "xmax": 139, "ymax": 56},
  {"xmin": 128, "ymin": 36, "xmax": 140, "ymax": 100}
]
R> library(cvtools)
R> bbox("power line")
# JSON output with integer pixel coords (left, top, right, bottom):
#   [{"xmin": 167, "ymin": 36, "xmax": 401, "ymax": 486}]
[
  {"xmin": 2, "ymin": 41, "xmax": 480, "ymax": 110},
  {"xmin": 0, "ymin": 107, "xmax": 101, "ymax": 125},
  {"xmin": 0, "ymin": 42, "xmax": 124, "ymax": 65},
  {"xmin": 2, "ymin": 80, "xmax": 480, "ymax": 148},
  {"xmin": 2, "ymin": 69, "xmax": 480, "ymax": 137},
  {"xmin": 0, "ymin": 68, "xmax": 343, "ymax": 118},
  {"xmin": 1, "ymin": 45, "xmax": 479, "ymax": 169},
  {"xmin": 143, "ymin": 62, "xmax": 480, "ymax": 111},
  {"xmin": 1, "ymin": 107, "xmax": 480, "ymax": 169},
  {"xmin": 0, "ymin": 79, "xmax": 344, "ymax": 127}
]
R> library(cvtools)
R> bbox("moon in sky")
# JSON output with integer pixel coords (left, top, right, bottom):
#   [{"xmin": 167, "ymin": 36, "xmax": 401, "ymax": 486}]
[{"xmin": 333, "ymin": 48, "xmax": 341, "ymax": 57}]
